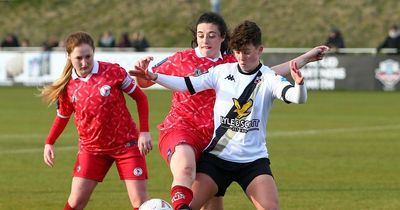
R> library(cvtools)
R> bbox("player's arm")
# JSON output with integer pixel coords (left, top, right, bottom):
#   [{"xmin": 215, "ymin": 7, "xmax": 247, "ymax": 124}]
[
  {"xmin": 44, "ymin": 115, "xmax": 69, "ymax": 167},
  {"xmin": 122, "ymin": 73, "xmax": 152, "ymax": 156},
  {"xmin": 128, "ymin": 88, "xmax": 152, "ymax": 156},
  {"xmin": 271, "ymin": 45, "xmax": 329, "ymax": 76},
  {"xmin": 281, "ymin": 61, "xmax": 307, "ymax": 104}
]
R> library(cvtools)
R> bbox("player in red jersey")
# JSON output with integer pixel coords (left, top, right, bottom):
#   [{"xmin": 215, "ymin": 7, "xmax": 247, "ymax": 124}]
[
  {"xmin": 134, "ymin": 12, "xmax": 328, "ymax": 210},
  {"xmin": 40, "ymin": 31, "xmax": 152, "ymax": 210}
]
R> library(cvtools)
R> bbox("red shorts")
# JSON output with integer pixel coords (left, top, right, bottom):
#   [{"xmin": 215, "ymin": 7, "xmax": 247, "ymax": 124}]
[
  {"xmin": 158, "ymin": 129, "xmax": 209, "ymax": 164},
  {"xmin": 72, "ymin": 145, "xmax": 148, "ymax": 182}
]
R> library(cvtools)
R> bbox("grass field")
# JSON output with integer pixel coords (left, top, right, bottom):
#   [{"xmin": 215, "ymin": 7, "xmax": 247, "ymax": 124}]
[{"xmin": 0, "ymin": 87, "xmax": 399, "ymax": 210}]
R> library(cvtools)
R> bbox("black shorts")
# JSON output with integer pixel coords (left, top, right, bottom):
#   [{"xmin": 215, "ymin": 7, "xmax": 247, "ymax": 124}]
[{"xmin": 196, "ymin": 153, "xmax": 273, "ymax": 196}]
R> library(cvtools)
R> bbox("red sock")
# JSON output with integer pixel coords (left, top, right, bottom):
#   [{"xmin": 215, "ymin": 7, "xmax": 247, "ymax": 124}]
[
  {"xmin": 133, "ymin": 208, "xmax": 139, "ymax": 210},
  {"xmin": 170, "ymin": 185, "xmax": 193, "ymax": 210},
  {"xmin": 64, "ymin": 202, "xmax": 75, "ymax": 210}
]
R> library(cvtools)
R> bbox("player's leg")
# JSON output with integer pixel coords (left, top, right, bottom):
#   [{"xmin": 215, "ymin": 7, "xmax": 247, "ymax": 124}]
[
  {"xmin": 159, "ymin": 130, "xmax": 204, "ymax": 210},
  {"xmin": 124, "ymin": 180, "xmax": 149, "ymax": 209},
  {"xmin": 245, "ymin": 174, "xmax": 279, "ymax": 210},
  {"xmin": 200, "ymin": 196, "xmax": 223, "ymax": 210},
  {"xmin": 116, "ymin": 145, "xmax": 150, "ymax": 209},
  {"xmin": 66, "ymin": 151, "xmax": 113, "ymax": 210},
  {"xmin": 237, "ymin": 158, "xmax": 279, "ymax": 210},
  {"xmin": 192, "ymin": 173, "xmax": 220, "ymax": 210},
  {"xmin": 66, "ymin": 177, "xmax": 98, "ymax": 210},
  {"xmin": 170, "ymin": 144, "xmax": 196, "ymax": 209}
]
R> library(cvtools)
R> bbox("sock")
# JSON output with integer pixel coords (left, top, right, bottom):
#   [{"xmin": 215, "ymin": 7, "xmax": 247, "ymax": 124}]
[
  {"xmin": 133, "ymin": 208, "xmax": 139, "ymax": 210},
  {"xmin": 170, "ymin": 185, "xmax": 193, "ymax": 210},
  {"xmin": 64, "ymin": 202, "xmax": 75, "ymax": 210}
]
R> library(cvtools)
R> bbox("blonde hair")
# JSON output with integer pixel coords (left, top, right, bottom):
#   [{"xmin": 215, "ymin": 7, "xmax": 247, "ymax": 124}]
[{"xmin": 40, "ymin": 32, "xmax": 94, "ymax": 105}]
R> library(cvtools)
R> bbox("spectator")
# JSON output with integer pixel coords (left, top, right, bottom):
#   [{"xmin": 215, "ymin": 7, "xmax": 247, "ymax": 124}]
[
  {"xmin": 42, "ymin": 36, "xmax": 59, "ymax": 51},
  {"xmin": 131, "ymin": 31, "xmax": 149, "ymax": 52},
  {"xmin": 377, "ymin": 25, "xmax": 400, "ymax": 54},
  {"xmin": 98, "ymin": 30, "xmax": 116, "ymax": 48},
  {"xmin": 117, "ymin": 32, "xmax": 132, "ymax": 48},
  {"xmin": 21, "ymin": 39, "xmax": 30, "ymax": 47},
  {"xmin": 325, "ymin": 27, "xmax": 345, "ymax": 52},
  {"xmin": 1, "ymin": 33, "xmax": 20, "ymax": 47}
]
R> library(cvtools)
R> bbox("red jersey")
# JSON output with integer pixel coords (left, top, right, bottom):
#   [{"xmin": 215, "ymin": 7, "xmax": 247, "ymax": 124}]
[
  {"xmin": 152, "ymin": 48, "xmax": 236, "ymax": 141},
  {"xmin": 57, "ymin": 61, "xmax": 138, "ymax": 154}
]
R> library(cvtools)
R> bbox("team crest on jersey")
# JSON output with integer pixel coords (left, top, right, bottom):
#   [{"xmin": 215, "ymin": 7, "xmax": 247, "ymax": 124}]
[
  {"xmin": 254, "ymin": 76, "xmax": 262, "ymax": 84},
  {"xmin": 133, "ymin": 167, "xmax": 143, "ymax": 176},
  {"xmin": 194, "ymin": 67, "xmax": 208, "ymax": 76},
  {"xmin": 100, "ymin": 85, "xmax": 111, "ymax": 96},
  {"xmin": 233, "ymin": 98, "xmax": 253, "ymax": 119}
]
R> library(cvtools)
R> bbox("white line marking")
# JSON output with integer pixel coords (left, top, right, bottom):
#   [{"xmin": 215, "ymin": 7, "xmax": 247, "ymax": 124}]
[
  {"xmin": 268, "ymin": 124, "xmax": 400, "ymax": 137},
  {"xmin": 0, "ymin": 145, "xmax": 76, "ymax": 155},
  {"xmin": 1, "ymin": 124, "xmax": 399, "ymax": 155}
]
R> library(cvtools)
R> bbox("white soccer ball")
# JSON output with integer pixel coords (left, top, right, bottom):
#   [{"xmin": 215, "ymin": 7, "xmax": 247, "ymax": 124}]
[{"xmin": 139, "ymin": 198, "xmax": 173, "ymax": 210}]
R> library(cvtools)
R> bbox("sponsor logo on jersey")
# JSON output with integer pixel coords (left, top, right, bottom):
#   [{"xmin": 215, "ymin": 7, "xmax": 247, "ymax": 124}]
[
  {"xmin": 100, "ymin": 85, "xmax": 111, "ymax": 96},
  {"xmin": 219, "ymin": 98, "xmax": 260, "ymax": 133},
  {"xmin": 152, "ymin": 57, "xmax": 168, "ymax": 69},
  {"xmin": 233, "ymin": 98, "xmax": 252, "ymax": 119},
  {"xmin": 133, "ymin": 167, "xmax": 143, "ymax": 176},
  {"xmin": 225, "ymin": 74, "xmax": 235, "ymax": 82},
  {"xmin": 375, "ymin": 59, "xmax": 400, "ymax": 91}
]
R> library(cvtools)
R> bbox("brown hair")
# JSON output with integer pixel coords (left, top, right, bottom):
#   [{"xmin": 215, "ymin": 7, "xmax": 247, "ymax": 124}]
[
  {"xmin": 229, "ymin": 20, "xmax": 262, "ymax": 51},
  {"xmin": 40, "ymin": 31, "xmax": 94, "ymax": 105},
  {"xmin": 190, "ymin": 12, "xmax": 231, "ymax": 54}
]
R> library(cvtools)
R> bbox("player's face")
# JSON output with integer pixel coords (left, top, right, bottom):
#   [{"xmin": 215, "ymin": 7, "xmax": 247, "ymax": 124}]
[
  {"xmin": 68, "ymin": 43, "xmax": 94, "ymax": 78},
  {"xmin": 233, "ymin": 44, "xmax": 263, "ymax": 72},
  {"xmin": 196, "ymin": 23, "xmax": 225, "ymax": 59}
]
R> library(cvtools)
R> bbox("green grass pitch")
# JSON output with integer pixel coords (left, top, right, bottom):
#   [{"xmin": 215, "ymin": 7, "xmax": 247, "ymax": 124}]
[{"xmin": 0, "ymin": 87, "xmax": 399, "ymax": 210}]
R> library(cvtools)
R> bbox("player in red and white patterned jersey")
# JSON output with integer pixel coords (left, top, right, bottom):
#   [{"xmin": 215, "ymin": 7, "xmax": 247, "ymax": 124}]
[
  {"xmin": 133, "ymin": 12, "xmax": 329, "ymax": 210},
  {"xmin": 41, "ymin": 32, "xmax": 152, "ymax": 210}
]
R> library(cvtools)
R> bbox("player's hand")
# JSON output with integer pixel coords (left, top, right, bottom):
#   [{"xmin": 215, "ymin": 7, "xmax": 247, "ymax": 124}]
[
  {"xmin": 305, "ymin": 45, "xmax": 330, "ymax": 62},
  {"xmin": 290, "ymin": 60, "xmax": 304, "ymax": 85},
  {"xmin": 129, "ymin": 56, "xmax": 157, "ymax": 80},
  {"xmin": 297, "ymin": 45, "xmax": 330, "ymax": 67},
  {"xmin": 138, "ymin": 132, "xmax": 153, "ymax": 156},
  {"xmin": 43, "ymin": 144, "xmax": 55, "ymax": 167}
]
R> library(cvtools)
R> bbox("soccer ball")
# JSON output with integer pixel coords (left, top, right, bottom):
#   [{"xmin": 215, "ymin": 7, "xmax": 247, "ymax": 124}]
[{"xmin": 139, "ymin": 198, "xmax": 173, "ymax": 210}]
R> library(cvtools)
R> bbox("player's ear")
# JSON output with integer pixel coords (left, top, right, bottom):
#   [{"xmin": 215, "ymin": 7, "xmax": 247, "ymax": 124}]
[{"xmin": 258, "ymin": 45, "xmax": 264, "ymax": 54}]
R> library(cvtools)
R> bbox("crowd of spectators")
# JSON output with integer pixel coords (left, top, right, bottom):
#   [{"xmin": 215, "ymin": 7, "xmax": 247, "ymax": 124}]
[
  {"xmin": 0, "ymin": 30, "xmax": 150, "ymax": 52},
  {"xmin": 1, "ymin": 26, "xmax": 400, "ymax": 53}
]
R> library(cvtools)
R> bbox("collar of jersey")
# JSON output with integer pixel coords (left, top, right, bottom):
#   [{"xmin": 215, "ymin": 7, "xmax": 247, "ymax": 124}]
[
  {"xmin": 195, "ymin": 47, "xmax": 223, "ymax": 62},
  {"xmin": 237, "ymin": 62, "xmax": 262, "ymax": 75},
  {"xmin": 72, "ymin": 60, "xmax": 99, "ymax": 81}
]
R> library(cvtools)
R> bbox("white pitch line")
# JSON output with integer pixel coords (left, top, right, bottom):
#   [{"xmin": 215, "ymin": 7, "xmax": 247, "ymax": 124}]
[
  {"xmin": 0, "ymin": 145, "xmax": 77, "ymax": 155},
  {"xmin": 268, "ymin": 124, "xmax": 400, "ymax": 137},
  {"xmin": 1, "ymin": 124, "xmax": 399, "ymax": 155}
]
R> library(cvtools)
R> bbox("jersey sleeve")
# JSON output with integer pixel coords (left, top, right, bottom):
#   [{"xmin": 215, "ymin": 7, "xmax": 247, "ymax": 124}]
[
  {"xmin": 186, "ymin": 66, "xmax": 217, "ymax": 94},
  {"xmin": 151, "ymin": 52, "xmax": 182, "ymax": 75},
  {"xmin": 56, "ymin": 92, "xmax": 73, "ymax": 118}
]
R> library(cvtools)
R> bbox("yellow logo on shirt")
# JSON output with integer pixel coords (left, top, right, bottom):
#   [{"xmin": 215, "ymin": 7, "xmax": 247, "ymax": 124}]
[{"xmin": 233, "ymin": 98, "xmax": 253, "ymax": 119}]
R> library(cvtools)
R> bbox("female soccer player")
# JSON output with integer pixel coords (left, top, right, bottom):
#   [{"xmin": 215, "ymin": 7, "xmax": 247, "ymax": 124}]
[
  {"xmin": 133, "ymin": 12, "xmax": 328, "ymax": 210},
  {"xmin": 132, "ymin": 20, "xmax": 309, "ymax": 210},
  {"xmin": 41, "ymin": 31, "xmax": 152, "ymax": 210}
]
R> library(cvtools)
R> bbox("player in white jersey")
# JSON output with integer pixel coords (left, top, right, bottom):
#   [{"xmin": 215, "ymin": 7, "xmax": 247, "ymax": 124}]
[{"xmin": 131, "ymin": 20, "xmax": 313, "ymax": 210}]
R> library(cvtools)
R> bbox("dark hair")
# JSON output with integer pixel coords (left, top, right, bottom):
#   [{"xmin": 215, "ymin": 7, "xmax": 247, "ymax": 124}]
[
  {"xmin": 230, "ymin": 20, "xmax": 261, "ymax": 51},
  {"xmin": 190, "ymin": 12, "xmax": 231, "ymax": 54}
]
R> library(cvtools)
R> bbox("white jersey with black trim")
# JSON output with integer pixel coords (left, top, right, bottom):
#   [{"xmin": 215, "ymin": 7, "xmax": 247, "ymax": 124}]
[{"xmin": 185, "ymin": 62, "xmax": 300, "ymax": 163}]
